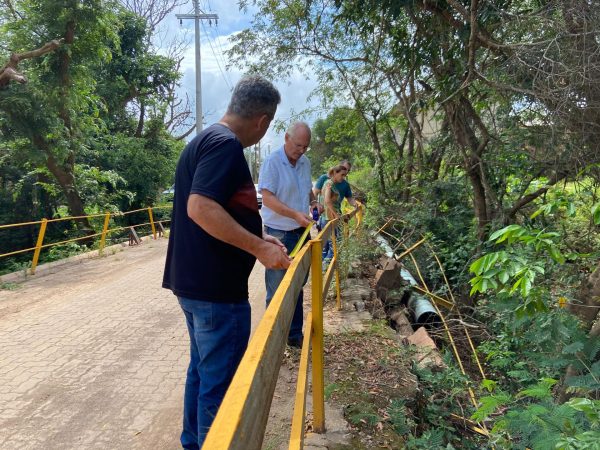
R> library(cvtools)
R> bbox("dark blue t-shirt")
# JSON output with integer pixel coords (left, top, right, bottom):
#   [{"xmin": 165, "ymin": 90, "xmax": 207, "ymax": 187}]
[{"xmin": 162, "ymin": 123, "xmax": 262, "ymax": 302}]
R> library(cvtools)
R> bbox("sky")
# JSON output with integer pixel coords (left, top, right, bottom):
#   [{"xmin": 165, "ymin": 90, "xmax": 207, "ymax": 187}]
[{"xmin": 161, "ymin": 0, "xmax": 321, "ymax": 154}]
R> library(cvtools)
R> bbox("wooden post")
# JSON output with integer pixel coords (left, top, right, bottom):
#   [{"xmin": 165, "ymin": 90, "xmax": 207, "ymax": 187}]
[
  {"xmin": 99, "ymin": 212, "xmax": 111, "ymax": 255},
  {"xmin": 311, "ymin": 239, "xmax": 325, "ymax": 433},
  {"xmin": 30, "ymin": 219, "xmax": 48, "ymax": 275}
]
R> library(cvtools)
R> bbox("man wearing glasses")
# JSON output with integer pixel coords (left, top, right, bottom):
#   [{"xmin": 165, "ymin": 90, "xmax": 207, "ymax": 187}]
[{"xmin": 258, "ymin": 122, "xmax": 321, "ymax": 348}]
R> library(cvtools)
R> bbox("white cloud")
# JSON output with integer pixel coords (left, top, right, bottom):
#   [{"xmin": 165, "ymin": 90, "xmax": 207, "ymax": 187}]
[{"xmin": 161, "ymin": 1, "xmax": 322, "ymax": 147}]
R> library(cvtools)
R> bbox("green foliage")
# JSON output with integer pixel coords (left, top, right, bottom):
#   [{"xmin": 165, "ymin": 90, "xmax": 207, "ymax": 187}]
[
  {"xmin": 491, "ymin": 397, "xmax": 599, "ymax": 450},
  {"xmin": 469, "ymin": 245, "xmax": 599, "ymax": 449},
  {"xmin": 409, "ymin": 362, "xmax": 483, "ymax": 449},
  {"xmin": 470, "ymin": 375, "xmax": 600, "ymax": 449},
  {"xmin": 592, "ymin": 203, "xmax": 600, "ymax": 226},
  {"xmin": 0, "ymin": 1, "xmax": 183, "ymax": 271},
  {"xmin": 46, "ymin": 242, "xmax": 85, "ymax": 262},
  {"xmin": 469, "ymin": 224, "xmax": 567, "ymax": 315},
  {"xmin": 387, "ymin": 399, "xmax": 414, "ymax": 436},
  {"xmin": 405, "ymin": 429, "xmax": 447, "ymax": 450}
]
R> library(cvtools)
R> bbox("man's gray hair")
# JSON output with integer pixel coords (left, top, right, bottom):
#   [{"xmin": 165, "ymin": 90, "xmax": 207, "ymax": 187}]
[
  {"xmin": 227, "ymin": 75, "xmax": 281, "ymax": 119},
  {"xmin": 286, "ymin": 121, "xmax": 311, "ymax": 138}
]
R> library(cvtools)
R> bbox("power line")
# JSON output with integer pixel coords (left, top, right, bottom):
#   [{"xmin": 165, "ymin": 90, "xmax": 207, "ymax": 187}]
[
  {"xmin": 176, "ymin": 1, "xmax": 218, "ymax": 134},
  {"xmin": 210, "ymin": 23, "xmax": 235, "ymax": 89},
  {"xmin": 200, "ymin": 21, "xmax": 233, "ymax": 91}
]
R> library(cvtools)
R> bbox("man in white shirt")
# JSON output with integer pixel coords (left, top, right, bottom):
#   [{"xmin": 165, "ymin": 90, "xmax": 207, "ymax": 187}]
[{"xmin": 258, "ymin": 121, "xmax": 320, "ymax": 347}]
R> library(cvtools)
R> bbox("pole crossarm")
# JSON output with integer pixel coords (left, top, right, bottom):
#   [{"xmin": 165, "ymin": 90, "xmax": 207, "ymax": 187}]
[{"xmin": 175, "ymin": 13, "xmax": 218, "ymax": 20}]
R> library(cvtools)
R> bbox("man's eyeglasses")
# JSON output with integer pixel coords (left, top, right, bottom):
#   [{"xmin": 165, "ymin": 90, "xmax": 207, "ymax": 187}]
[{"xmin": 289, "ymin": 136, "xmax": 310, "ymax": 151}]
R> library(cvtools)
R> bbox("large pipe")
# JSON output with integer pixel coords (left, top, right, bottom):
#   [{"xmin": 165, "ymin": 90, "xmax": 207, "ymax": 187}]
[{"xmin": 407, "ymin": 293, "xmax": 441, "ymax": 327}]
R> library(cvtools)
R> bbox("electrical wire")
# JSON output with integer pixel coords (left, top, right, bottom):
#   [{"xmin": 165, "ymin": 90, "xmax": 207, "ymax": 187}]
[
  {"xmin": 201, "ymin": 20, "xmax": 233, "ymax": 91},
  {"xmin": 211, "ymin": 23, "xmax": 235, "ymax": 89}
]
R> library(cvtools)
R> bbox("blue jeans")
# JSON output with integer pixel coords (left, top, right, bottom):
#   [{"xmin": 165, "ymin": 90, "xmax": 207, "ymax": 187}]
[
  {"xmin": 177, "ymin": 297, "xmax": 250, "ymax": 449},
  {"xmin": 264, "ymin": 226, "xmax": 308, "ymax": 341},
  {"xmin": 321, "ymin": 220, "xmax": 340, "ymax": 261}
]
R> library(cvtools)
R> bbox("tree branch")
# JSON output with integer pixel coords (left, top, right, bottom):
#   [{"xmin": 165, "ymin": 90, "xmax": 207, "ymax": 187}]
[{"xmin": 0, "ymin": 39, "xmax": 63, "ymax": 87}]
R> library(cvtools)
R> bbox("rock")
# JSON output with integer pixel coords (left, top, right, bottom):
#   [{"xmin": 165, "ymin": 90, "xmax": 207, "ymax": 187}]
[
  {"xmin": 341, "ymin": 279, "xmax": 372, "ymax": 304},
  {"xmin": 353, "ymin": 300, "xmax": 365, "ymax": 312},
  {"xmin": 347, "ymin": 259, "xmax": 362, "ymax": 278},
  {"xmin": 389, "ymin": 309, "xmax": 414, "ymax": 337},
  {"xmin": 405, "ymin": 327, "xmax": 446, "ymax": 371},
  {"xmin": 374, "ymin": 258, "xmax": 405, "ymax": 301},
  {"xmin": 304, "ymin": 433, "xmax": 328, "ymax": 448}
]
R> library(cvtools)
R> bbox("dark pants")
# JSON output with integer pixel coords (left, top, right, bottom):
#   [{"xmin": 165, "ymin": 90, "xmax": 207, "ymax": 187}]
[{"xmin": 264, "ymin": 225, "xmax": 309, "ymax": 341}]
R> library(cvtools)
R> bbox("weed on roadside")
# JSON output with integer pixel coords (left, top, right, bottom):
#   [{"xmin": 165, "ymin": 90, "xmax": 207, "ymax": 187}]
[{"xmin": 0, "ymin": 281, "xmax": 21, "ymax": 290}]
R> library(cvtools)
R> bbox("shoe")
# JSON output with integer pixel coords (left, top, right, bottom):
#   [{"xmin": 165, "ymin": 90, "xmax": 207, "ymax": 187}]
[{"xmin": 287, "ymin": 337, "xmax": 303, "ymax": 348}]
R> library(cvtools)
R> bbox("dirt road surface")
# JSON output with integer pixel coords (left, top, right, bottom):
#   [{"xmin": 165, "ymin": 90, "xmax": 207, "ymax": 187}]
[{"xmin": 0, "ymin": 238, "xmax": 272, "ymax": 449}]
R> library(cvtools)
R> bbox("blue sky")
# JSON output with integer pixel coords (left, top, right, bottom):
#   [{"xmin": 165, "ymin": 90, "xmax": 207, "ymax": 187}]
[{"xmin": 163, "ymin": 0, "xmax": 320, "ymax": 153}]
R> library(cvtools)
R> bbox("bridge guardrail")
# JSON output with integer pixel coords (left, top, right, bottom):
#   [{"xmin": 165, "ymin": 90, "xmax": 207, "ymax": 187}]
[
  {"xmin": 204, "ymin": 203, "xmax": 364, "ymax": 450},
  {"xmin": 0, "ymin": 205, "xmax": 172, "ymax": 274},
  {"xmin": 1, "ymin": 199, "xmax": 366, "ymax": 449}
]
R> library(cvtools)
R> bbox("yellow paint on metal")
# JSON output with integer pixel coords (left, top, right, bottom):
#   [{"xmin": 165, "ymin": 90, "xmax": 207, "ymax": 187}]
[
  {"xmin": 412, "ymin": 285, "xmax": 454, "ymax": 310},
  {"xmin": 332, "ymin": 229, "xmax": 342, "ymax": 310},
  {"xmin": 322, "ymin": 257, "xmax": 337, "ymax": 300},
  {"xmin": 395, "ymin": 238, "xmax": 426, "ymax": 261},
  {"xmin": 148, "ymin": 208, "xmax": 157, "ymax": 240},
  {"xmin": 310, "ymin": 239, "xmax": 325, "ymax": 433},
  {"xmin": 0, "ymin": 220, "xmax": 44, "ymax": 230},
  {"xmin": 289, "ymin": 223, "xmax": 313, "ymax": 258},
  {"xmin": 1, "ymin": 204, "xmax": 174, "ymax": 266},
  {"xmin": 0, "ymin": 246, "xmax": 39, "ymax": 259},
  {"xmin": 203, "ymin": 244, "xmax": 312, "ymax": 449},
  {"xmin": 99, "ymin": 213, "xmax": 111, "ymax": 255},
  {"xmin": 30, "ymin": 219, "xmax": 48, "ymax": 275},
  {"xmin": 289, "ymin": 312, "xmax": 313, "ymax": 450},
  {"xmin": 427, "ymin": 244, "xmax": 488, "ymax": 381}
]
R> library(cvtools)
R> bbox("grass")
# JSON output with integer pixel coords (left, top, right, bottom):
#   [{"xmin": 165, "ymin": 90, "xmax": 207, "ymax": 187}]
[{"xmin": 0, "ymin": 281, "xmax": 21, "ymax": 291}]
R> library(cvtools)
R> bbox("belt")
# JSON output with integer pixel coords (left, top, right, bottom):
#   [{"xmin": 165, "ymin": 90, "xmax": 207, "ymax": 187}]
[
  {"xmin": 265, "ymin": 226, "xmax": 306, "ymax": 234},
  {"xmin": 289, "ymin": 227, "xmax": 306, "ymax": 234}
]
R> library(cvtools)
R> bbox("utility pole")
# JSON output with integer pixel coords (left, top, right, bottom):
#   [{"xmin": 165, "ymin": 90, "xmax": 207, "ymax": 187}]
[{"xmin": 177, "ymin": 2, "xmax": 218, "ymax": 135}]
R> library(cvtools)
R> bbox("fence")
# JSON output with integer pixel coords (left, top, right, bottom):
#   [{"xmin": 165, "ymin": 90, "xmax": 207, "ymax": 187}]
[
  {"xmin": 0, "ymin": 200, "xmax": 365, "ymax": 448},
  {"xmin": 0, "ymin": 205, "xmax": 172, "ymax": 275},
  {"xmin": 203, "ymin": 204, "xmax": 363, "ymax": 450}
]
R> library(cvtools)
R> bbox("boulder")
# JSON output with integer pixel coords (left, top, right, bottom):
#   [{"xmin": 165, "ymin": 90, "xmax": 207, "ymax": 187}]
[
  {"xmin": 405, "ymin": 327, "xmax": 446, "ymax": 371},
  {"xmin": 374, "ymin": 257, "xmax": 404, "ymax": 301},
  {"xmin": 389, "ymin": 309, "xmax": 414, "ymax": 337}
]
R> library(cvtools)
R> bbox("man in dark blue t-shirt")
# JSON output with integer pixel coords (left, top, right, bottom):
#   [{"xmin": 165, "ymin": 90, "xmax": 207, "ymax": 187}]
[{"xmin": 163, "ymin": 76, "xmax": 290, "ymax": 450}]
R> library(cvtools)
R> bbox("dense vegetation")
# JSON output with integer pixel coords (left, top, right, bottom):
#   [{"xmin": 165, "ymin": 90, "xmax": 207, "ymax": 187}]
[
  {"xmin": 229, "ymin": 0, "xmax": 600, "ymax": 447},
  {"xmin": 0, "ymin": 0, "xmax": 186, "ymax": 273},
  {"xmin": 1, "ymin": 0, "xmax": 599, "ymax": 447}
]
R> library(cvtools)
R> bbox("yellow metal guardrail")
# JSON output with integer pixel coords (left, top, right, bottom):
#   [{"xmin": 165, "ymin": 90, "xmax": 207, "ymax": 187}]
[
  {"xmin": 0, "ymin": 205, "xmax": 172, "ymax": 274},
  {"xmin": 203, "ymin": 204, "xmax": 363, "ymax": 450}
]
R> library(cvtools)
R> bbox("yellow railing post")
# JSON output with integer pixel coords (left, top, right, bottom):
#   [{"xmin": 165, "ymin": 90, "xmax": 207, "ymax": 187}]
[
  {"xmin": 332, "ymin": 224, "xmax": 342, "ymax": 311},
  {"xmin": 98, "ymin": 212, "xmax": 111, "ymax": 255},
  {"xmin": 30, "ymin": 218, "xmax": 48, "ymax": 275},
  {"xmin": 310, "ymin": 238, "xmax": 326, "ymax": 433},
  {"xmin": 148, "ymin": 207, "xmax": 157, "ymax": 240}
]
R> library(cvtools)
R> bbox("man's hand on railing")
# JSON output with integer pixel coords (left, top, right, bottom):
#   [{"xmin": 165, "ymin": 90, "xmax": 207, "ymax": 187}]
[
  {"xmin": 257, "ymin": 239, "xmax": 291, "ymax": 270},
  {"xmin": 263, "ymin": 234, "xmax": 287, "ymax": 253},
  {"xmin": 294, "ymin": 211, "xmax": 313, "ymax": 228}
]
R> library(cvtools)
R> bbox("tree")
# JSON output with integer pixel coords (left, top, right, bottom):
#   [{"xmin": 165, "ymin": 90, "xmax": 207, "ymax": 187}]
[{"xmin": 0, "ymin": 0, "xmax": 119, "ymax": 231}]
